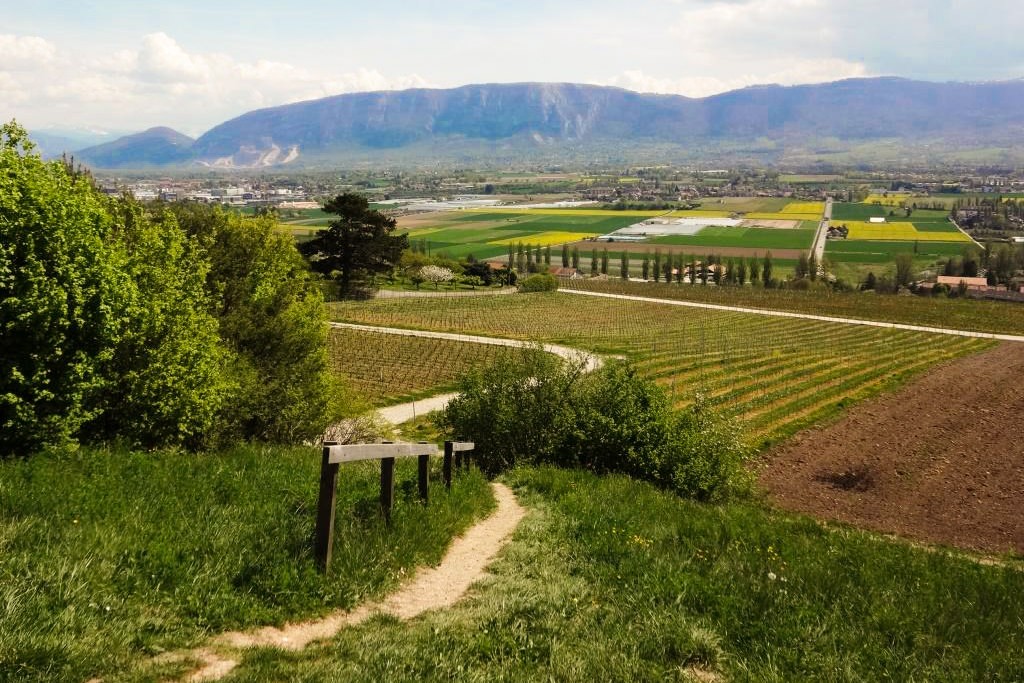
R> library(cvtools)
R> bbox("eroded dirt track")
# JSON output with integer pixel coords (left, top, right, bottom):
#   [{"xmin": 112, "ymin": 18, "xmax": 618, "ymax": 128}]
[{"xmin": 759, "ymin": 342, "xmax": 1024, "ymax": 555}]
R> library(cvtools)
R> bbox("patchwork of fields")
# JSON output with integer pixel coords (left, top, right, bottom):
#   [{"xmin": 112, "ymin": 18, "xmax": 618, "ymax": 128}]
[
  {"xmin": 328, "ymin": 293, "xmax": 990, "ymax": 447},
  {"xmin": 827, "ymin": 203, "xmax": 976, "ymax": 267}
]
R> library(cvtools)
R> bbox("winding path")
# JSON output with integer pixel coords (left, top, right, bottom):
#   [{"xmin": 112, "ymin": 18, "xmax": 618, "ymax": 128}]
[
  {"xmin": 329, "ymin": 322, "xmax": 604, "ymax": 425},
  {"xmin": 184, "ymin": 483, "xmax": 526, "ymax": 682}
]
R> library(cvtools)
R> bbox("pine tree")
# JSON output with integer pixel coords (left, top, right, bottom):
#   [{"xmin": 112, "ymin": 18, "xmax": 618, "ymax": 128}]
[
  {"xmin": 737, "ymin": 258, "xmax": 747, "ymax": 285},
  {"xmin": 561, "ymin": 243, "xmax": 570, "ymax": 268},
  {"xmin": 591, "ymin": 249, "xmax": 599, "ymax": 276},
  {"xmin": 762, "ymin": 252, "xmax": 774, "ymax": 287},
  {"xmin": 642, "ymin": 251, "xmax": 651, "ymax": 280},
  {"xmin": 620, "ymin": 251, "xmax": 630, "ymax": 279},
  {"xmin": 653, "ymin": 249, "xmax": 661, "ymax": 282},
  {"xmin": 601, "ymin": 248, "xmax": 609, "ymax": 275},
  {"xmin": 572, "ymin": 246, "xmax": 580, "ymax": 270},
  {"xmin": 544, "ymin": 245, "xmax": 551, "ymax": 267}
]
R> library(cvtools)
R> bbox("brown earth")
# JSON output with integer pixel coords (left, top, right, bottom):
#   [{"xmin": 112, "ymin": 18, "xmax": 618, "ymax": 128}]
[
  {"xmin": 758, "ymin": 342, "xmax": 1024, "ymax": 556},
  {"xmin": 739, "ymin": 219, "xmax": 800, "ymax": 229},
  {"xmin": 568, "ymin": 241, "xmax": 805, "ymax": 260}
]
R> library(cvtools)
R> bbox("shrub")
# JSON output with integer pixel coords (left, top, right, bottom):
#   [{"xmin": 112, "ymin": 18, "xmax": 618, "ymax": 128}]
[
  {"xmin": 517, "ymin": 273, "xmax": 559, "ymax": 292},
  {"xmin": 437, "ymin": 349, "xmax": 750, "ymax": 501}
]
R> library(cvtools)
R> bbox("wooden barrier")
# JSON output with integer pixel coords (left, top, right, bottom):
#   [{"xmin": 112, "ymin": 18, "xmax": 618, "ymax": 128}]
[{"xmin": 315, "ymin": 439, "xmax": 474, "ymax": 572}]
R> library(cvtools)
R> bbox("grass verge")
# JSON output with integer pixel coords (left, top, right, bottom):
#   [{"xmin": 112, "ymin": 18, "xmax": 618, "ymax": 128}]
[{"xmin": 0, "ymin": 445, "xmax": 494, "ymax": 682}]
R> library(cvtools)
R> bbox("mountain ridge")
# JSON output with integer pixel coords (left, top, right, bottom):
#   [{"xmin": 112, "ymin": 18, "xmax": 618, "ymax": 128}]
[{"xmin": 75, "ymin": 78, "xmax": 1024, "ymax": 168}]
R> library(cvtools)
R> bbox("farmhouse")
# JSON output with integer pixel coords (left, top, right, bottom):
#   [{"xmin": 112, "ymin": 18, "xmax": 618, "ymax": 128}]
[
  {"xmin": 549, "ymin": 266, "xmax": 582, "ymax": 279},
  {"xmin": 935, "ymin": 275, "xmax": 989, "ymax": 290}
]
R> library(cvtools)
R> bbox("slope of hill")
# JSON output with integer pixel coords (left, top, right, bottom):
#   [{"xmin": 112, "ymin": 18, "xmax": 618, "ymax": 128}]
[
  {"xmin": 76, "ymin": 127, "xmax": 195, "ymax": 168},
  {"xmin": 78, "ymin": 78, "xmax": 1024, "ymax": 168}
]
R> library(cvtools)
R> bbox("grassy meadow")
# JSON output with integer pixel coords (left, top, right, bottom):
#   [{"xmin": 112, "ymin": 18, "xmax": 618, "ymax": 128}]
[
  {"xmin": 0, "ymin": 446, "xmax": 494, "ymax": 682},
  {"xmin": 218, "ymin": 467, "xmax": 1024, "ymax": 681}
]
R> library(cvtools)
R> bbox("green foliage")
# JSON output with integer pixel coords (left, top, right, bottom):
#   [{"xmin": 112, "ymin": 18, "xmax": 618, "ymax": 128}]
[
  {"xmin": 437, "ymin": 351, "xmax": 750, "ymax": 501},
  {"xmin": 300, "ymin": 193, "xmax": 407, "ymax": 297},
  {"xmin": 1, "ymin": 122, "xmax": 118, "ymax": 453},
  {"xmin": 168, "ymin": 204, "xmax": 340, "ymax": 444},
  {"xmin": 0, "ymin": 122, "xmax": 340, "ymax": 455},
  {"xmin": 517, "ymin": 272, "xmax": 559, "ymax": 292},
  {"xmin": 0, "ymin": 123, "xmax": 226, "ymax": 454},
  {"xmin": 83, "ymin": 202, "xmax": 228, "ymax": 449}
]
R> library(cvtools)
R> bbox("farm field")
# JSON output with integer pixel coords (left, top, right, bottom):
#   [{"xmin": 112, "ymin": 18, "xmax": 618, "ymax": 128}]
[
  {"xmin": 841, "ymin": 221, "xmax": 972, "ymax": 242},
  {"xmin": 569, "ymin": 278, "xmax": 1024, "ymax": 335},
  {"xmin": 327, "ymin": 293, "xmax": 991, "ymax": 448},
  {"xmin": 761, "ymin": 342, "xmax": 1024, "ymax": 555},
  {"xmin": 826, "ymin": 239, "xmax": 970, "ymax": 263},
  {"xmin": 221, "ymin": 467, "xmax": 1024, "ymax": 681},
  {"xmin": 328, "ymin": 327, "xmax": 519, "ymax": 407},
  {"xmin": 649, "ymin": 225, "xmax": 814, "ymax": 250},
  {"xmin": 399, "ymin": 210, "xmax": 652, "ymax": 260}
]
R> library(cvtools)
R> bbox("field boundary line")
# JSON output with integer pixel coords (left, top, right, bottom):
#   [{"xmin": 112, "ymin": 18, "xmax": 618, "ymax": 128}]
[{"xmin": 562, "ymin": 290, "xmax": 1024, "ymax": 343}]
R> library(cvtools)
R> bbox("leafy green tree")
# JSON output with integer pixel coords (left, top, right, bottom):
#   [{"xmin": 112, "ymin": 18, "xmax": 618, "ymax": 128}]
[
  {"xmin": 641, "ymin": 251, "xmax": 650, "ymax": 280},
  {"xmin": 169, "ymin": 205, "xmax": 340, "ymax": 444},
  {"xmin": 808, "ymin": 253, "xmax": 818, "ymax": 281},
  {"xmin": 1, "ymin": 123, "xmax": 122, "ymax": 454},
  {"xmin": 571, "ymin": 247, "xmax": 580, "ymax": 270},
  {"xmin": 795, "ymin": 254, "xmax": 809, "ymax": 279},
  {"xmin": 84, "ymin": 202, "xmax": 228, "ymax": 448},
  {"xmin": 591, "ymin": 249, "xmax": 599, "ymax": 276},
  {"xmin": 601, "ymin": 248, "xmax": 609, "ymax": 275},
  {"xmin": 737, "ymin": 258, "xmax": 747, "ymax": 285},
  {"xmin": 620, "ymin": 252, "xmax": 630, "ymax": 279},
  {"xmin": 561, "ymin": 244, "xmax": 570, "ymax": 268},
  {"xmin": 299, "ymin": 193, "xmax": 407, "ymax": 297},
  {"xmin": 653, "ymin": 249, "xmax": 662, "ymax": 282}
]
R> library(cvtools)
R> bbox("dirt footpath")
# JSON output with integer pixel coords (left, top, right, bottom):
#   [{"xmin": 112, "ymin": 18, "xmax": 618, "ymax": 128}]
[{"xmin": 758, "ymin": 342, "xmax": 1024, "ymax": 555}]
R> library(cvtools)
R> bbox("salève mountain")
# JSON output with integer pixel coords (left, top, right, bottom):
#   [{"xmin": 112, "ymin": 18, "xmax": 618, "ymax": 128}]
[{"xmin": 74, "ymin": 78, "xmax": 1024, "ymax": 168}]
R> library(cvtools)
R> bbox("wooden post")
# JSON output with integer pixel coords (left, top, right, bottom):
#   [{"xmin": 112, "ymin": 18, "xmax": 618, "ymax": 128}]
[
  {"xmin": 314, "ymin": 441, "xmax": 340, "ymax": 572},
  {"xmin": 380, "ymin": 441, "xmax": 395, "ymax": 523},
  {"xmin": 443, "ymin": 441, "xmax": 454, "ymax": 490},
  {"xmin": 417, "ymin": 441, "xmax": 430, "ymax": 503}
]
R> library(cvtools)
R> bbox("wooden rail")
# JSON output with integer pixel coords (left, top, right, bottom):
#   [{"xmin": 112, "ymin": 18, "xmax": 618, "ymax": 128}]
[{"xmin": 314, "ymin": 440, "xmax": 475, "ymax": 572}]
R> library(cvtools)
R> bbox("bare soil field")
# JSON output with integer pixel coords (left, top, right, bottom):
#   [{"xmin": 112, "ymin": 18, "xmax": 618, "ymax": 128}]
[
  {"xmin": 758, "ymin": 342, "xmax": 1024, "ymax": 555},
  {"xmin": 397, "ymin": 211, "xmax": 461, "ymax": 229},
  {"xmin": 740, "ymin": 219, "xmax": 800, "ymax": 229}
]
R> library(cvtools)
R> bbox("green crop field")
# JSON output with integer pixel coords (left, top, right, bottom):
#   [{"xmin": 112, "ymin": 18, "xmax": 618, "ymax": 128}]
[
  {"xmin": 650, "ymin": 226, "xmax": 815, "ymax": 250},
  {"xmin": 328, "ymin": 327, "xmax": 519, "ymax": 407},
  {"xmin": 328, "ymin": 293, "xmax": 990, "ymax": 448},
  {"xmin": 400, "ymin": 211, "xmax": 650, "ymax": 260},
  {"xmin": 832, "ymin": 203, "xmax": 890, "ymax": 221},
  {"xmin": 826, "ymin": 239, "xmax": 971, "ymax": 262}
]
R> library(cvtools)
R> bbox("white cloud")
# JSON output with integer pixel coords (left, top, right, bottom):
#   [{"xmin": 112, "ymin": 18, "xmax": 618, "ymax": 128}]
[
  {"xmin": 6, "ymin": 32, "xmax": 430, "ymax": 133},
  {"xmin": 0, "ymin": 34, "xmax": 56, "ymax": 70}
]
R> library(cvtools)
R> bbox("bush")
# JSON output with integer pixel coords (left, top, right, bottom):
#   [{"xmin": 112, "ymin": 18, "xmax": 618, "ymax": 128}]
[
  {"xmin": 437, "ymin": 349, "xmax": 750, "ymax": 501},
  {"xmin": 517, "ymin": 273, "xmax": 559, "ymax": 292}
]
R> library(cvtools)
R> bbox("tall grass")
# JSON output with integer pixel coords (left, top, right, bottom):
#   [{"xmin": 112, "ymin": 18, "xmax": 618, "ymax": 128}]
[{"xmin": 0, "ymin": 446, "xmax": 494, "ymax": 682}]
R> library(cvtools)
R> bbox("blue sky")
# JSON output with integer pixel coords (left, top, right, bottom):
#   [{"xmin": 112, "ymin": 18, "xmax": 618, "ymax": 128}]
[{"xmin": 3, "ymin": 0, "xmax": 1022, "ymax": 135}]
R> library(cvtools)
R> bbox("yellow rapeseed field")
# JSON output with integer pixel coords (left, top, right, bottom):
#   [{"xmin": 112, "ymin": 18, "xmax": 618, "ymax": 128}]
[
  {"xmin": 488, "ymin": 231, "xmax": 599, "ymax": 247},
  {"xmin": 667, "ymin": 210, "xmax": 736, "ymax": 218},
  {"xmin": 843, "ymin": 221, "xmax": 973, "ymax": 242},
  {"xmin": 781, "ymin": 202, "xmax": 825, "ymax": 215},
  {"xmin": 744, "ymin": 212, "xmax": 822, "ymax": 221},
  {"xmin": 864, "ymin": 194, "xmax": 916, "ymax": 207}
]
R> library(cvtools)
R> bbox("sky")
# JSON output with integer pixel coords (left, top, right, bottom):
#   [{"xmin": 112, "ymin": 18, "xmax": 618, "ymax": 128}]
[{"xmin": 3, "ymin": 0, "xmax": 1023, "ymax": 137}]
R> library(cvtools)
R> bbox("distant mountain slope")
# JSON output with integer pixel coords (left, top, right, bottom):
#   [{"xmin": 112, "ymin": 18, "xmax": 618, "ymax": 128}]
[
  {"xmin": 77, "ymin": 127, "xmax": 195, "ymax": 168},
  {"xmin": 79, "ymin": 78, "xmax": 1024, "ymax": 168}
]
